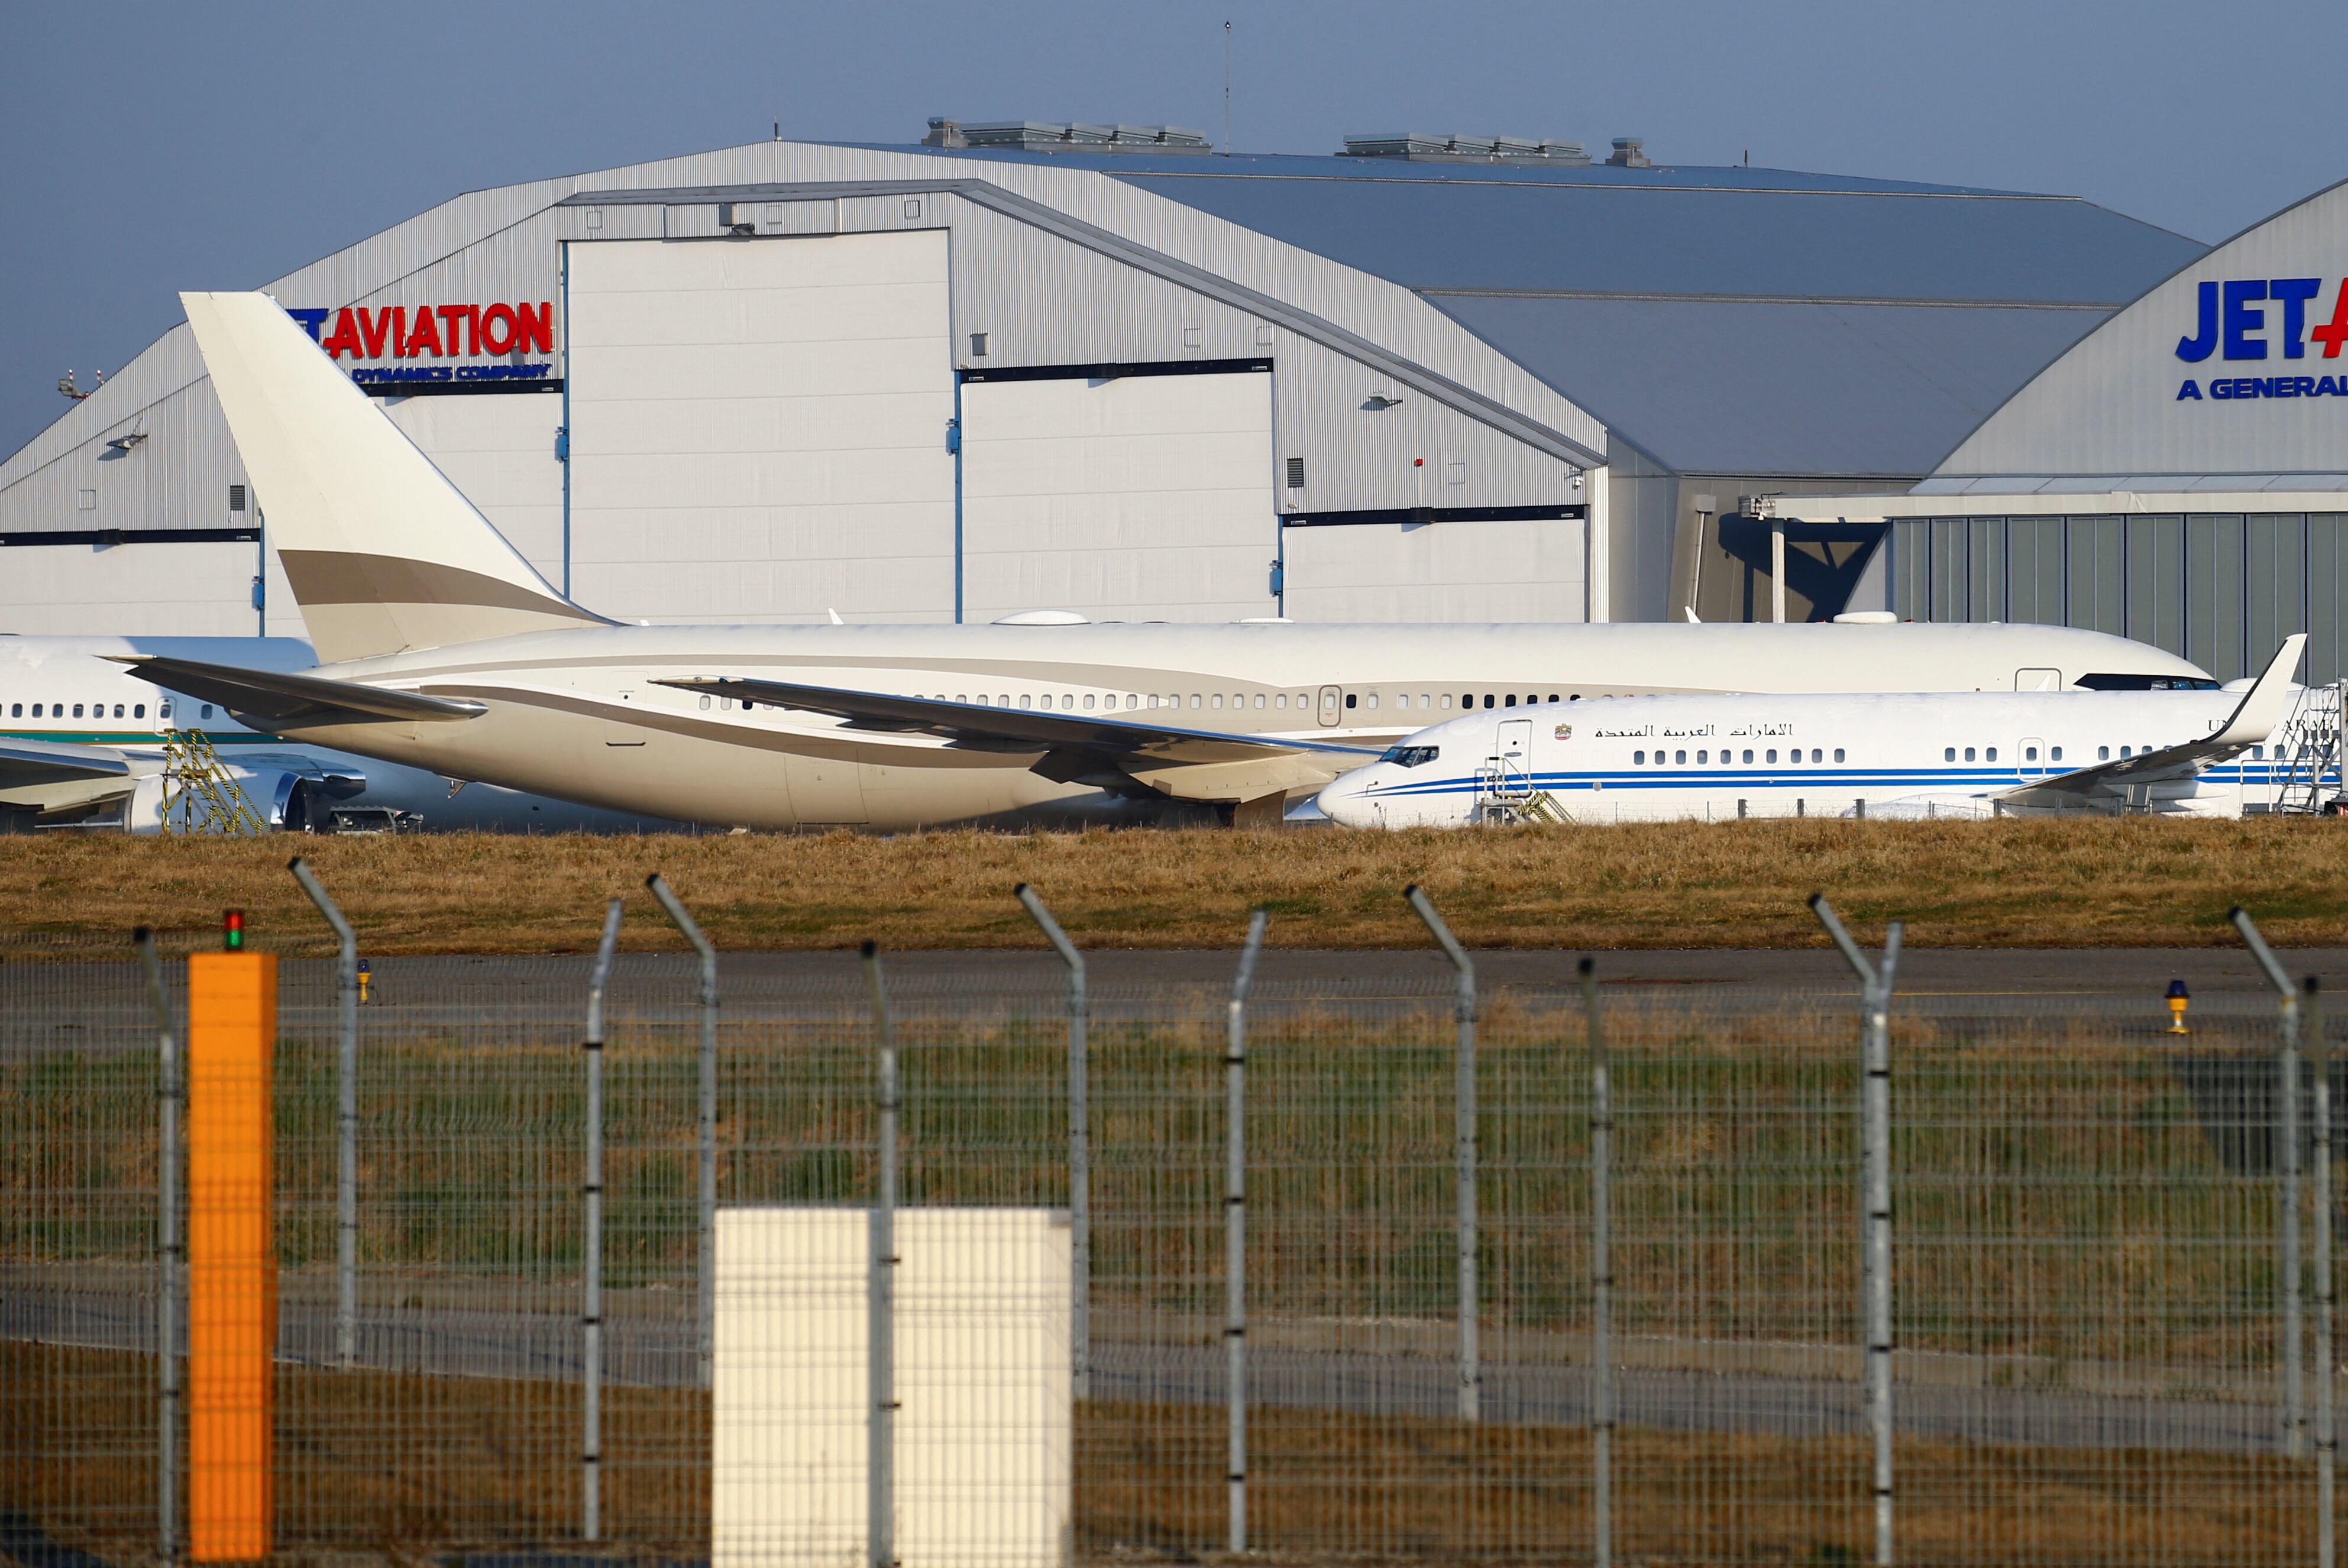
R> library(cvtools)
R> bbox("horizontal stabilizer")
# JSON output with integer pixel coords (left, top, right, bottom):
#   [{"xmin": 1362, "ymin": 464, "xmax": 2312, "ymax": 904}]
[
  {"xmin": 649, "ymin": 677, "xmax": 1382, "ymax": 766},
  {"xmin": 110, "ymin": 655, "xmax": 486, "ymax": 726}
]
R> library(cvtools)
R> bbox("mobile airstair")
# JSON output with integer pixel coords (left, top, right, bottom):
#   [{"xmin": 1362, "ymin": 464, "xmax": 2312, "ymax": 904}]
[
  {"xmin": 157, "ymin": 728, "xmax": 269, "ymax": 835},
  {"xmin": 1473, "ymin": 757, "xmax": 1568, "ymax": 826},
  {"xmin": 2266, "ymin": 681, "xmax": 2346, "ymax": 815}
]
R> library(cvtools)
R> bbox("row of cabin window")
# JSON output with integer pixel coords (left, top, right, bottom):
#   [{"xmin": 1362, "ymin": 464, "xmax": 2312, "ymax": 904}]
[
  {"xmin": 1944, "ymin": 745, "xmax": 2204, "ymax": 763},
  {"xmin": 691, "ymin": 689, "xmax": 1571, "ymax": 715},
  {"xmin": 1634, "ymin": 747, "xmax": 1847, "ymax": 766},
  {"xmin": 7, "ymin": 700, "xmax": 207, "ymax": 721}
]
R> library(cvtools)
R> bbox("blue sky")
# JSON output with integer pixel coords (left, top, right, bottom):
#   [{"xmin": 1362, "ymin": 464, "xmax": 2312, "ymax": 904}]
[{"xmin": 5, "ymin": 0, "xmax": 2345, "ymax": 458}]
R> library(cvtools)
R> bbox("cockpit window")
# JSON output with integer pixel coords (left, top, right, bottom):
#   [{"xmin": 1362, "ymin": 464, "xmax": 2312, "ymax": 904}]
[
  {"xmin": 1380, "ymin": 744, "xmax": 1440, "ymax": 769},
  {"xmin": 2074, "ymin": 673, "xmax": 2221, "ymax": 691}
]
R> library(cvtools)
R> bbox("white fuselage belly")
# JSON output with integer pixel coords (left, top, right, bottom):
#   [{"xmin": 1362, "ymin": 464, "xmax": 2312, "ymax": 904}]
[
  {"xmin": 271, "ymin": 621, "xmax": 2214, "ymax": 831},
  {"xmin": 1322, "ymin": 690, "xmax": 2279, "ymax": 828}
]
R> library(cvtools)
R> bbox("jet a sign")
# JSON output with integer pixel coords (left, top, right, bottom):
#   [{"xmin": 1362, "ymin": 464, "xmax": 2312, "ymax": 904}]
[{"xmin": 2173, "ymin": 277, "xmax": 2348, "ymax": 402}]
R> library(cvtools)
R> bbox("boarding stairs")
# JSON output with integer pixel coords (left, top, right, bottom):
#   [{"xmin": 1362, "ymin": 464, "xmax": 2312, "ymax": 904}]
[
  {"xmin": 1473, "ymin": 757, "xmax": 1568, "ymax": 826},
  {"xmin": 2271, "ymin": 681, "xmax": 2346, "ymax": 815},
  {"xmin": 158, "ymin": 728, "xmax": 268, "ymax": 835}
]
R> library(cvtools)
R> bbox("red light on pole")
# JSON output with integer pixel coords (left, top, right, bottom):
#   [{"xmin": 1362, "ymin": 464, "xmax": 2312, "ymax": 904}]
[{"xmin": 224, "ymin": 911, "xmax": 246, "ymax": 951}]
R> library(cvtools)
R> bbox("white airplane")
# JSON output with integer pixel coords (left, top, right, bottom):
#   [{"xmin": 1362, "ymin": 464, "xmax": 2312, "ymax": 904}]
[
  {"xmin": 119, "ymin": 291, "xmax": 2220, "ymax": 834},
  {"xmin": 0, "ymin": 634, "xmax": 684, "ymax": 833},
  {"xmin": 1317, "ymin": 634, "xmax": 2313, "ymax": 827}
]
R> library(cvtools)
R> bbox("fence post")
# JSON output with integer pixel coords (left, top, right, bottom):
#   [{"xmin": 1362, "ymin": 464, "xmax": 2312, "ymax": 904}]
[
  {"xmin": 288, "ymin": 857, "xmax": 359, "ymax": 1370},
  {"xmin": 646, "ymin": 874, "xmax": 720, "ymax": 1387},
  {"xmin": 581, "ymin": 898, "xmax": 623, "ymax": 1543},
  {"xmin": 1015, "ymin": 884, "xmax": 1090, "ymax": 1403},
  {"xmin": 1406, "ymin": 885, "xmax": 1480, "ymax": 1423},
  {"xmin": 2236, "ymin": 906, "xmax": 2309, "ymax": 1462},
  {"xmin": 1227, "ymin": 909, "xmax": 1267, "ymax": 1555},
  {"xmin": 2311, "ymin": 977, "xmax": 2335, "ymax": 1568},
  {"xmin": 1811, "ymin": 895, "xmax": 1901, "ymax": 1568},
  {"xmin": 137, "ymin": 928, "xmax": 180, "ymax": 1567},
  {"xmin": 862, "ymin": 941, "xmax": 899, "ymax": 1568},
  {"xmin": 1580, "ymin": 957, "xmax": 1612, "ymax": 1568}
]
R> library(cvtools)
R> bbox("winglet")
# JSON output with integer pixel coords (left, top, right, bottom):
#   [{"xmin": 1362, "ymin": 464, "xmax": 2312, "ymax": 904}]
[{"xmin": 2211, "ymin": 634, "xmax": 2307, "ymax": 746}]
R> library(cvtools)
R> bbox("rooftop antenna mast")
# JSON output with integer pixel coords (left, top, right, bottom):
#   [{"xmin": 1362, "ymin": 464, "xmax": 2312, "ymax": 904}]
[{"xmin": 1223, "ymin": 20, "xmax": 1232, "ymax": 154}]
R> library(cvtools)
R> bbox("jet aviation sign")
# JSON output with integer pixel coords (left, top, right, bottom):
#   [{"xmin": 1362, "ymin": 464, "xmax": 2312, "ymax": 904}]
[
  {"xmin": 284, "ymin": 303, "xmax": 555, "ymax": 389},
  {"xmin": 2172, "ymin": 277, "xmax": 2348, "ymax": 402}
]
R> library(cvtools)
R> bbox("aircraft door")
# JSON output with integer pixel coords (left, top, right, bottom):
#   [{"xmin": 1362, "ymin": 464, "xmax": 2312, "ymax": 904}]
[
  {"xmin": 1496, "ymin": 718, "xmax": 1533, "ymax": 791},
  {"xmin": 2015, "ymin": 668, "xmax": 2062, "ymax": 692},
  {"xmin": 2018, "ymin": 737, "xmax": 2048, "ymax": 780},
  {"xmin": 1318, "ymin": 685, "xmax": 1341, "ymax": 727}
]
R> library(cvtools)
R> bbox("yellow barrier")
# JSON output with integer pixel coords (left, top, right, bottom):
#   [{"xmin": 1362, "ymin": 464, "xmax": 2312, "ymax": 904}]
[{"xmin": 187, "ymin": 951, "xmax": 276, "ymax": 1561}]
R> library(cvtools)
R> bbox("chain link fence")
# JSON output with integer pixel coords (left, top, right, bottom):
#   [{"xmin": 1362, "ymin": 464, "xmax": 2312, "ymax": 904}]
[{"xmin": 1, "ymin": 884, "xmax": 2340, "ymax": 1567}]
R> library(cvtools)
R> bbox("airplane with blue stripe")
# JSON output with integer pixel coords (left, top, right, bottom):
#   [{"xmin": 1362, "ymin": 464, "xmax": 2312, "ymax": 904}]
[{"xmin": 1318, "ymin": 636, "xmax": 2320, "ymax": 827}]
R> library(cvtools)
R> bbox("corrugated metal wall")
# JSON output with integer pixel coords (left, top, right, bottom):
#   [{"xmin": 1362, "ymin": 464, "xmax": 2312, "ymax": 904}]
[{"xmin": 1891, "ymin": 512, "xmax": 2347, "ymax": 683}]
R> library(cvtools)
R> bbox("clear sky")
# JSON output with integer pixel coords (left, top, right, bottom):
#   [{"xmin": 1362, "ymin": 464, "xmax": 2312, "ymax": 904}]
[{"xmin": 5, "ymin": 0, "xmax": 2345, "ymax": 459}]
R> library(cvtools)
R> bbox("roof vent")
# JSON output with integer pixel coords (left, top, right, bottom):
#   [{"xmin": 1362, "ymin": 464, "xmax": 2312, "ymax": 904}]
[
  {"xmin": 1341, "ymin": 132, "xmax": 1592, "ymax": 166},
  {"xmin": 923, "ymin": 117, "xmax": 966, "ymax": 148},
  {"xmin": 952, "ymin": 121, "xmax": 1210, "ymax": 154},
  {"xmin": 1606, "ymin": 137, "xmax": 1652, "ymax": 169}
]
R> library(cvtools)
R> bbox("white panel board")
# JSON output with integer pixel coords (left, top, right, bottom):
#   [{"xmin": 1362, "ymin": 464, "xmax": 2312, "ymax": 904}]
[
  {"xmin": 381, "ymin": 393, "xmax": 565, "ymax": 584},
  {"xmin": 962, "ymin": 372, "xmax": 1275, "ymax": 622},
  {"xmin": 1283, "ymin": 517, "xmax": 1588, "ymax": 623},
  {"xmin": 0, "ymin": 540, "xmax": 264, "ymax": 638},
  {"xmin": 567, "ymin": 233, "xmax": 956, "ymax": 623},
  {"xmin": 715, "ymin": 1207, "xmax": 1071, "ymax": 1568}
]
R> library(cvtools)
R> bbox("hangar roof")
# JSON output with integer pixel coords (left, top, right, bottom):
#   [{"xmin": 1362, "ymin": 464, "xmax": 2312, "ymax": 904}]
[{"xmin": 907, "ymin": 145, "xmax": 2207, "ymax": 476}]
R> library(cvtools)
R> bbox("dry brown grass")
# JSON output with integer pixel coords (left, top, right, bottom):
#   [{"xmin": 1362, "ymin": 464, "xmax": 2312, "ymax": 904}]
[
  {"xmin": 4, "ymin": 1343, "xmax": 2322, "ymax": 1566},
  {"xmin": 2, "ymin": 817, "xmax": 2347, "ymax": 954}
]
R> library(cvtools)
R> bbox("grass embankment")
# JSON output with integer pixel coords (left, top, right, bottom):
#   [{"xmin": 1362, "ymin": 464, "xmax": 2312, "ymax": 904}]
[{"xmin": 2, "ymin": 817, "xmax": 2346, "ymax": 953}]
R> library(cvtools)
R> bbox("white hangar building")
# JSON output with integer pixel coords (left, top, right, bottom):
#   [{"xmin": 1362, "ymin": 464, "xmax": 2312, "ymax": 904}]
[
  {"xmin": 1799, "ymin": 176, "xmax": 2348, "ymax": 685},
  {"xmin": 0, "ymin": 122, "xmax": 2202, "ymax": 639}
]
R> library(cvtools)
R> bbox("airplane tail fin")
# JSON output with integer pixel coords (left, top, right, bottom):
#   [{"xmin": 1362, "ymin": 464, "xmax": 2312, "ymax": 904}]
[
  {"xmin": 182, "ymin": 292, "xmax": 607, "ymax": 663},
  {"xmin": 2212, "ymin": 633, "xmax": 2308, "ymax": 746}
]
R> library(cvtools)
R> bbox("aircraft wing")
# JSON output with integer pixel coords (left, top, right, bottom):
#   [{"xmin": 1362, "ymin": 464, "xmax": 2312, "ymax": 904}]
[
  {"xmin": 650, "ymin": 677, "xmax": 1384, "ymax": 766},
  {"xmin": 108, "ymin": 655, "xmax": 486, "ymax": 725},
  {"xmin": 1995, "ymin": 634, "xmax": 2304, "ymax": 811},
  {"xmin": 0, "ymin": 736, "xmax": 133, "ymax": 791}
]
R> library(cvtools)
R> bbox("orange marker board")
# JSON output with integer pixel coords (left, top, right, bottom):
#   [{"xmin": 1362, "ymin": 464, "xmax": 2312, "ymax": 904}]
[{"xmin": 186, "ymin": 951, "xmax": 277, "ymax": 1562}]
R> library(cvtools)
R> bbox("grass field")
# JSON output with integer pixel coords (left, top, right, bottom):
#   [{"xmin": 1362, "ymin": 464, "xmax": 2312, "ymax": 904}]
[
  {"xmin": 5, "ymin": 1343, "xmax": 2320, "ymax": 1567},
  {"xmin": 3, "ymin": 817, "xmax": 2348, "ymax": 953}
]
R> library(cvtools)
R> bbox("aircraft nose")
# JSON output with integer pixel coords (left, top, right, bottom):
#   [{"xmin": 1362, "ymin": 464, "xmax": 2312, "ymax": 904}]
[{"xmin": 1316, "ymin": 770, "xmax": 1376, "ymax": 828}]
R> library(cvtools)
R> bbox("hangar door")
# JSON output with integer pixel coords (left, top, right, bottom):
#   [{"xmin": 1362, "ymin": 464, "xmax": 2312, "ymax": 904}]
[
  {"xmin": 960, "ymin": 370, "xmax": 1276, "ymax": 622},
  {"xmin": 1283, "ymin": 515, "xmax": 1588, "ymax": 623},
  {"xmin": 565, "ymin": 232, "xmax": 956, "ymax": 623}
]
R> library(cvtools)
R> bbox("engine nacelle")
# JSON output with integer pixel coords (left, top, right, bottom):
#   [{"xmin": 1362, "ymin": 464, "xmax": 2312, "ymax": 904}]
[{"xmin": 125, "ymin": 762, "xmax": 366, "ymax": 834}]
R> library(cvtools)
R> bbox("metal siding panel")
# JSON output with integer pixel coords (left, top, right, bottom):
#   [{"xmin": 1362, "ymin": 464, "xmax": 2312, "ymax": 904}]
[
  {"xmin": 1282, "ymin": 517, "xmax": 1586, "ymax": 622},
  {"xmin": 2311, "ymin": 515, "xmax": 2347, "ymax": 685},
  {"xmin": 2187, "ymin": 514, "xmax": 2248, "ymax": 680},
  {"xmin": 2124, "ymin": 514, "xmax": 2187, "ymax": 656},
  {"xmin": 2245, "ymin": 512, "xmax": 2308, "ymax": 662},
  {"xmin": 0, "ymin": 539, "xmax": 261, "ymax": 636}
]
